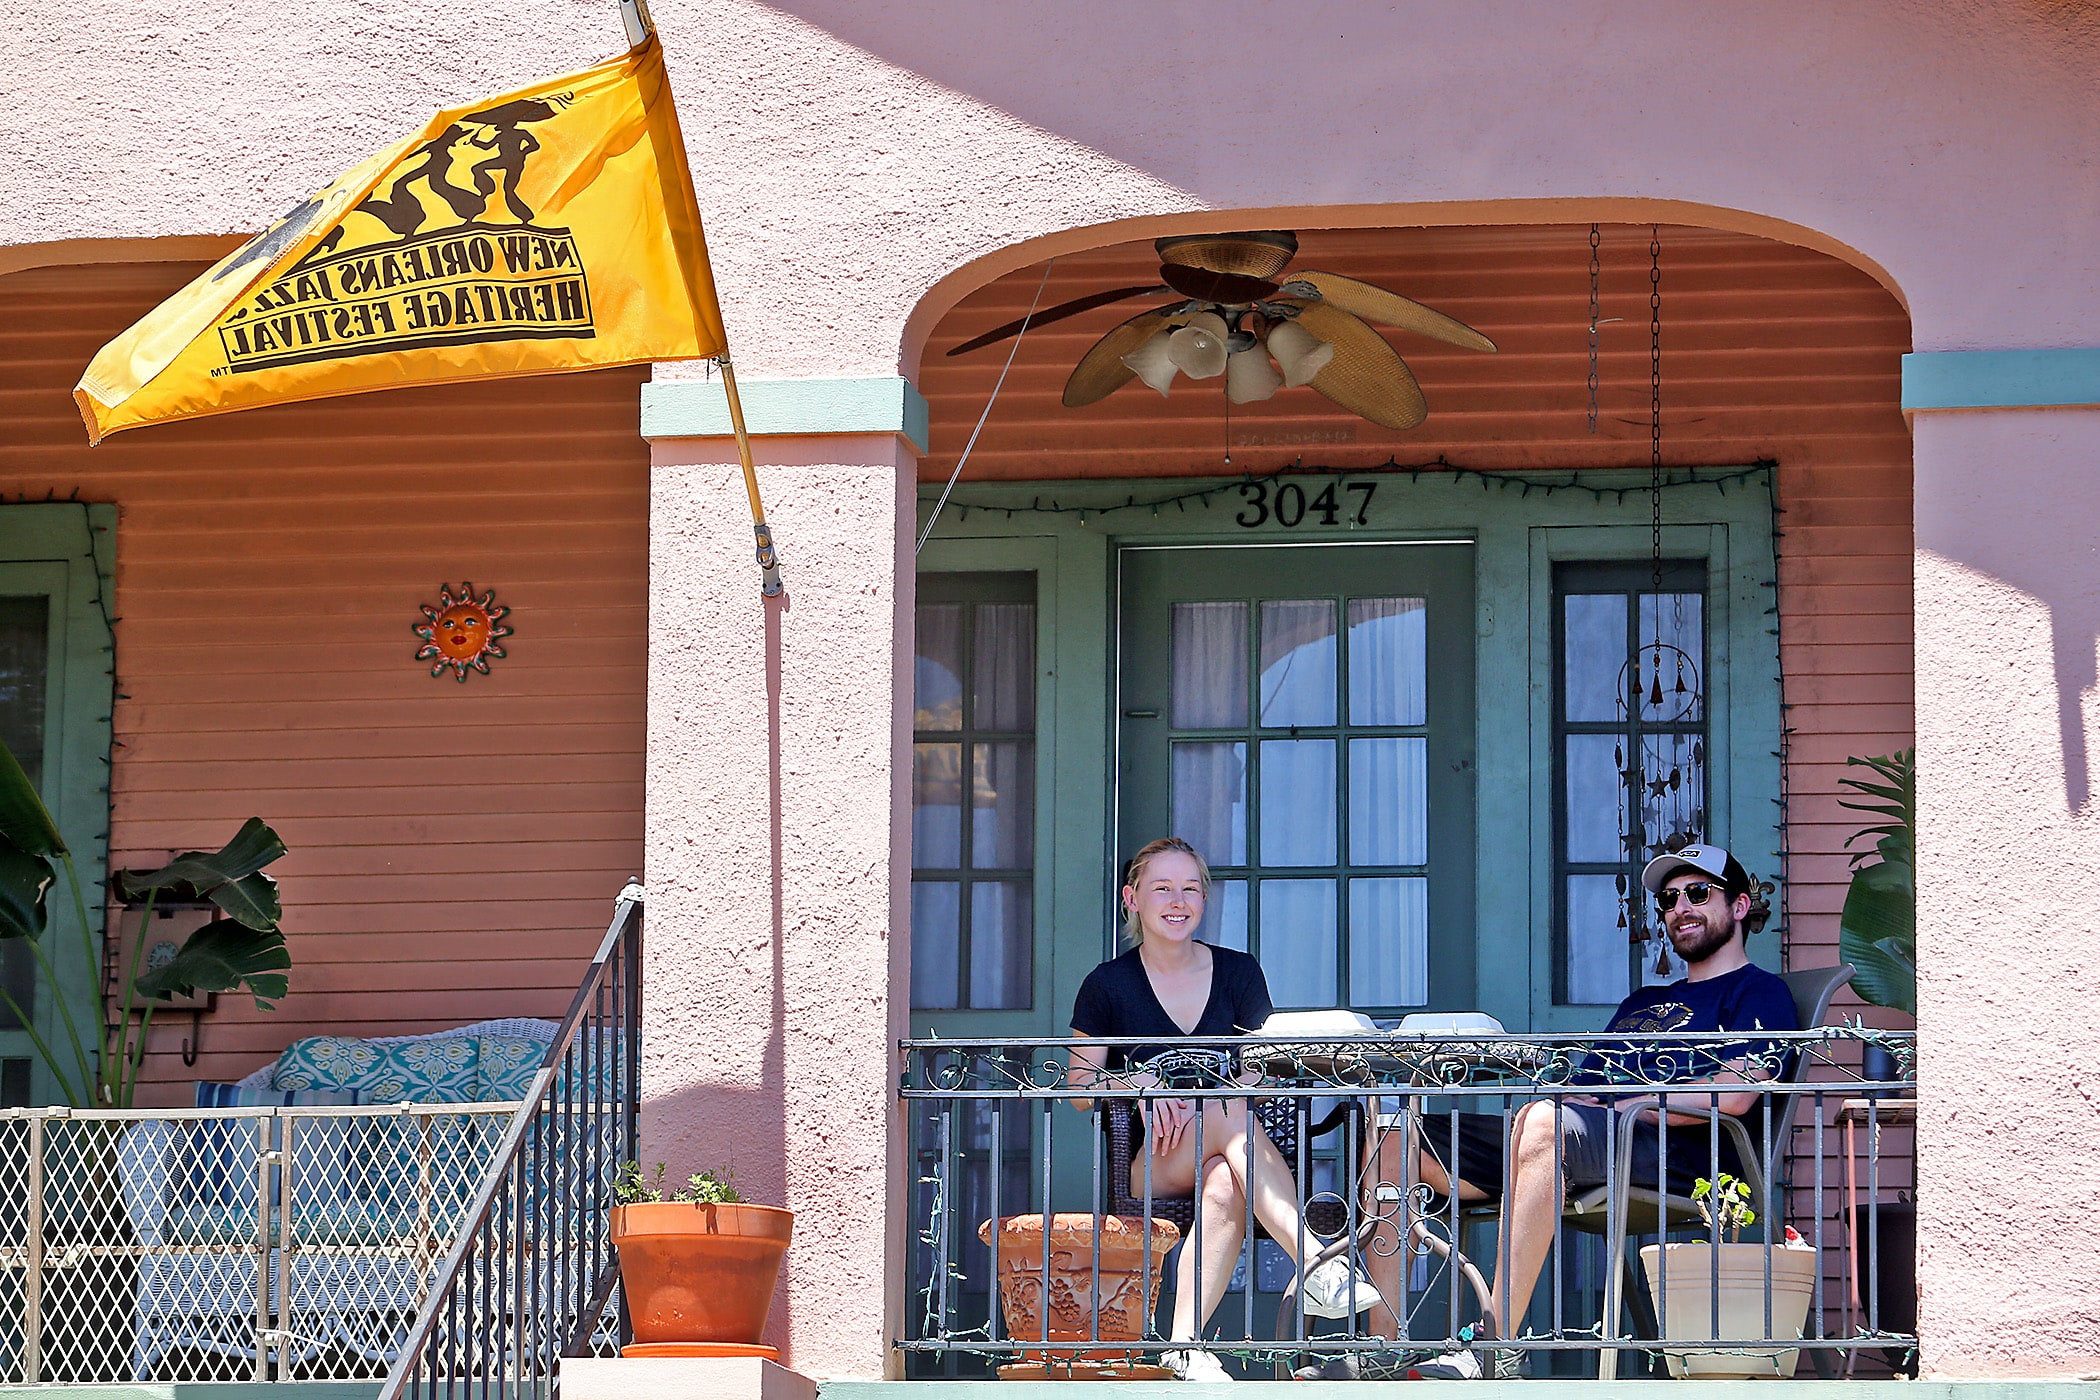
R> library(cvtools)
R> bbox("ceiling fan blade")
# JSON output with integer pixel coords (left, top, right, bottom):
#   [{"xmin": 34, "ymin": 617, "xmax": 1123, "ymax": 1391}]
[
  {"xmin": 1158, "ymin": 263, "xmax": 1282, "ymax": 305},
  {"xmin": 1288, "ymin": 271, "xmax": 1497, "ymax": 353},
  {"xmin": 1289, "ymin": 302, "xmax": 1429, "ymax": 430},
  {"xmin": 945, "ymin": 286, "xmax": 1168, "ymax": 356},
  {"xmin": 1063, "ymin": 308, "xmax": 1191, "ymax": 407}
]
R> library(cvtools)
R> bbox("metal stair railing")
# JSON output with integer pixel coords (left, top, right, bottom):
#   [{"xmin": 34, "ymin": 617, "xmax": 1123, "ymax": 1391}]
[{"xmin": 378, "ymin": 883, "xmax": 643, "ymax": 1400}]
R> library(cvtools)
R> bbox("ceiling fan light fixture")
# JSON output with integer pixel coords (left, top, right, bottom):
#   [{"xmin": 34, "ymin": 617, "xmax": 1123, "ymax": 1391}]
[
  {"xmin": 1268, "ymin": 318, "xmax": 1336, "ymax": 387},
  {"xmin": 1120, "ymin": 328, "xmax": 1181, "ymax": 395},
  {"xmin": 1166, "ymin": 312, "xmax": 1231, "ymax": 380},
  {"xmin": 1226, "ymin": 345, "xmax": 1283, "ymax": 403}
]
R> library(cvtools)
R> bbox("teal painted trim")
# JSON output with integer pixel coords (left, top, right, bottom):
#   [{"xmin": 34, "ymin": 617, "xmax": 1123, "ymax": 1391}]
[
  {"xmin": 831, "ymin": 1385, "xmax": 2097, "ymax": 1399},
  {"xmin": 1902, "ymin": 347, "xmax": 2100, "ymax": 410},
  {"xmin": 640, "ymin": 376, "xmax": 929, "ymax": 452}
]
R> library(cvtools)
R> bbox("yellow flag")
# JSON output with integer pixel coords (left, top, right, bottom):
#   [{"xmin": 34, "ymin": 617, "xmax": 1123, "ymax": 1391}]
[{"xmin": 77, "ymin": 35, "xmax": 725, "ymax": 443}]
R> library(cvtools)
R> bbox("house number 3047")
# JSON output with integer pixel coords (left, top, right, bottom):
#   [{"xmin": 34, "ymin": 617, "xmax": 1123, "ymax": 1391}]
[{"xmin": 1234, "ymin": 478, "xmax": 1376, "ymax": 529}]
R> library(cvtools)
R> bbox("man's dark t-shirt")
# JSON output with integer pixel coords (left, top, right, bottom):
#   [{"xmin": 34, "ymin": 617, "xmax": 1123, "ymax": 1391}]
[
  {"xmin": 1571, "ymin": 961, "xmax": 1800, "ymax": 1088},
  {"xmin": 1070, "ymin": 943, "xmax": 1273, "ymax": 1077}
]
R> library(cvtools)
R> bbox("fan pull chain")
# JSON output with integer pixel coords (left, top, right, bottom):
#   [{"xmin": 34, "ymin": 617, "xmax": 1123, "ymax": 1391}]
[
  {"xmin": 1587, "ymin": 224, "xmax": 1601, "ymax": 435},
  {"xmin": 916, "ymin": 259, "xmax": 1056, "ymax": 554}
]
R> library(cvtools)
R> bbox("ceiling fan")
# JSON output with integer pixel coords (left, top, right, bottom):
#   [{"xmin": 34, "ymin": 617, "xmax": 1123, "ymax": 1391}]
[{"xmin": 946, "ymin": 231, "xmax": 1496, "ymax": 430}]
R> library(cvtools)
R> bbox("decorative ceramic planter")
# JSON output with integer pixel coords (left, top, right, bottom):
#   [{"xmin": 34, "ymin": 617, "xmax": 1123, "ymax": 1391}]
[
  {"xmin": 1640, "ymin": 1240, "xmax": 1819, "ymax": 1379},
  {"xmin": 977, "ymin": 1213, "xmax": 1180, "ymax": 1367},
  {"xmin": 610, "ymin": 1202, "xmax": 795, "ymax": 1353}
]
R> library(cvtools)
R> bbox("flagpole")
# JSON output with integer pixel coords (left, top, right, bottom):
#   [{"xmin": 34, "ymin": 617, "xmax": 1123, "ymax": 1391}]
[
  {"xmin": 717, "ymin": 355, "xmax": 784, "ymax": 596},
  {"xmin": 618, "ymin": 0, "xmax": 782, "ymax": 597}
]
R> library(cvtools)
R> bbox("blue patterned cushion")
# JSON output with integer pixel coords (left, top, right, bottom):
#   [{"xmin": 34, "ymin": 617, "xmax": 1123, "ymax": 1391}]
[
  {"xmin": 195, "ymin": 1080, "xmax": 361, "ymax": 1109},
  {"xmin": 475, "ymin": 1036, "xmax": 547, "ymax": 1102},
  {"xmin": 275, "ymin": 1035, "xmax": 480, "ymax": 1102}
]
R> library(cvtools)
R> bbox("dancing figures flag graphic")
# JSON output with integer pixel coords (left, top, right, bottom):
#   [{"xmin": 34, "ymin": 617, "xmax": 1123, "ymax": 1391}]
[{"xmin": 76, "ymin": 35, "xmax": 726, "ymax": 444}]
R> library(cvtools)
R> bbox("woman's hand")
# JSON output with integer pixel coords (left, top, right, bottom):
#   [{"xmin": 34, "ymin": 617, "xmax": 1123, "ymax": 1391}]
[{"xmin": 1145, "ymin": 1096, "xmax": 1198, "ymax": 1156}]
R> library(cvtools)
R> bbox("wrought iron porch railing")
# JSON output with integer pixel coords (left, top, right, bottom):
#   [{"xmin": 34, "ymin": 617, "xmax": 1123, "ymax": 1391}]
[
  {"xmin": 378, "ymin": 883, "xmax": 643, "ymax": 1400},
  {"xmin": 903, "ymin": 1026, "xmax": 1918, "ymax": 1380}
]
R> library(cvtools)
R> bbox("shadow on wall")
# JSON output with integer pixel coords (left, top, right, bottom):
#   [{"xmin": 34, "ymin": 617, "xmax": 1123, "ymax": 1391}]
[
  {"xmin": 1920, "ymin": 425, "xmax": 2100, "ymax": 815},
  {"xmin": 637, "ymin": 589, "xmax": 795, "ymax": 1350}
]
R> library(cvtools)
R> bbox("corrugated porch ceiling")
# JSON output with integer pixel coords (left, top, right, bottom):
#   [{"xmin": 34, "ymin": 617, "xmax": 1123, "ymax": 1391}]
[{"xmin": 916, "ymin": 222, "xmax": 1907, "ymax": 481}]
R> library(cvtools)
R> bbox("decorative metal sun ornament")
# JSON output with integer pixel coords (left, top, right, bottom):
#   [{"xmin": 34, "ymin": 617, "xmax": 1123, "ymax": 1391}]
[{"xmin": 413, "ymin": 583, "xmax": 512, "ymax": 682}]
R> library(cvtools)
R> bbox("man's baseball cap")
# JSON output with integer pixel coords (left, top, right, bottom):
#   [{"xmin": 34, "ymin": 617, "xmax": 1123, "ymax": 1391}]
[{"xmin": 1641, "ymin": 843, "xmax": 1751, "ymax": 897}]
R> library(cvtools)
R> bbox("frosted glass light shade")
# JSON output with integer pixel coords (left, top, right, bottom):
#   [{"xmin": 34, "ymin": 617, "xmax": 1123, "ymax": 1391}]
[
  {"xmin": 1226, "ymin": 346, "xmax": 1284, "ymax": 403},
  {"xmin": 1120, "ymin": 329, "xmax": 1180, "ymax": 395},
  {"xmin": 1268, "ymin": 319, "xmax": 1336, "ymax": 387},
  {"xmin": 1167, "ymin": 312, "xmax": 1230, "ymax": 380}
]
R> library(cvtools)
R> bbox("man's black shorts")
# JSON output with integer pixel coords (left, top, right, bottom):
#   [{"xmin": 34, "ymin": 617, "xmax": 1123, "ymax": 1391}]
[{"xmin": 1413, "ymin": 1102, "xmax": 1754, "ymax": 1201}]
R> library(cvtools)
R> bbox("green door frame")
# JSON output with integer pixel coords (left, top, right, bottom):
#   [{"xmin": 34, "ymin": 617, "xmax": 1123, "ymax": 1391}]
[
  {"xmin": 0, "ymin": 504, "xmax": 116, "ymax": 1107},
  {"xmin": 917, "ymin": 467, "xmax": 1781, "ymax": 1038}
]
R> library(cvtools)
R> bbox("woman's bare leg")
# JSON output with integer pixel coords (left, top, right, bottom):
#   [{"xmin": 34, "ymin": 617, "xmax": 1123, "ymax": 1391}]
[{"xmin": 1168, "ymin": 1154, "xmax": 1248, "ymax": 1342}]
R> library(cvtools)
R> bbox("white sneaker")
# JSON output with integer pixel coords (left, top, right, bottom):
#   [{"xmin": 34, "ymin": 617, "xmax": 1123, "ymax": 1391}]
[
  {"xmin": 1164, "ymin": 1349, "xmax": 1233, "ymax": 1382},
  {"xmin": 1296, "ymin": 1255, "xmax": 1386, "ymax": 1320},
  {"xmin": 1409, "ymin": 1328, "xmax": 1523, "ymax": 1380}
]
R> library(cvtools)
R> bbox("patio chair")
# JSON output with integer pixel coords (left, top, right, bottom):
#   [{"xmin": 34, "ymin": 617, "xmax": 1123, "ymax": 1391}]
[{"xmin": 1568, "ymin": 963, "xmax": 1855, "ymax": 1380}]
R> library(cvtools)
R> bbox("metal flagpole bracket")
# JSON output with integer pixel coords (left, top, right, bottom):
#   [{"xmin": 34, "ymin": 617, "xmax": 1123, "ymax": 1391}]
[
  {"xmin": 754, "ymin": 522, "xmax": 783, "ymax": 597},
  {"xmin": 617, "ymin": 0, "xmax": 655, "ymax": 45}
]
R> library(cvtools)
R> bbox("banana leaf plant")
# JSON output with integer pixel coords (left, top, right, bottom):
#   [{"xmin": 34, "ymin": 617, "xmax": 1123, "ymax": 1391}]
[
  {"xmin": 1837, "ymin": 749, "xmax": 1916, "ymax": 1018},
  {"xmin": 0, "ymin": 739, "xmax": 289, "ymax": 1106}
]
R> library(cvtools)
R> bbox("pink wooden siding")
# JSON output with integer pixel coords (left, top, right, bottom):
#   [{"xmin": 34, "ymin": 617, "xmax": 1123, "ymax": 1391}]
[
  {"xmin": 920, "ymin": 223, "xmax": 1915, "ymax": 1001},
  {"xmin": 0, "ymin": 259, "xmax": 647, "ymax": 1104}
]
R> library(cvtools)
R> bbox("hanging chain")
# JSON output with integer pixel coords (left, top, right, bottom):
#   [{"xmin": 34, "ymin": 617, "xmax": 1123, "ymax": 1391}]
[
  {"xmin": 1649, "ymin": 225, "xmax": 1663, "ymax": 594},
  {"xmin": 1587, "ymin": 224, "xmax": 1601, "ymax": 435}
]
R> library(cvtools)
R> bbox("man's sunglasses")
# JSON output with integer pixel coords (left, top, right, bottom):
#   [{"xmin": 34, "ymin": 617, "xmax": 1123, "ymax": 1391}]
[{"xmin": 1656, "ymin": 881, "xmax": 1734, "ymax": 912}]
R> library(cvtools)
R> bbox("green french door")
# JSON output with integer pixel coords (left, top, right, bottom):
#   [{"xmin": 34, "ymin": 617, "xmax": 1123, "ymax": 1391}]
[{"xmin": 1117, "ymin": 543, "xmax": 1477, "ymax": 1014}]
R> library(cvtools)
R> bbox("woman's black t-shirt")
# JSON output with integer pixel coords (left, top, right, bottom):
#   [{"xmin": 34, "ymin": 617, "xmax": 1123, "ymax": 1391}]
[{"xmin": 1069, "ymin": 943, "xmax": 1274, "ymax": 1075}]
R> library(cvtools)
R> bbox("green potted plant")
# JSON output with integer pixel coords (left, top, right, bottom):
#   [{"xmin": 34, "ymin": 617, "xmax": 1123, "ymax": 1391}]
[
  {"xmin": 1640, "ymin": 1174, "xmax": 1819, "ymax": 1379},
  {"xmin": 609, "ymin": 1163, "xmax": 794, "ymax": 1358},
  {"xmin": 0, "ymin": 738, "xmax": 289, "ymax": 1107},
  {"xmin": 1835, "ymin": 747, "xmax": 1917, "ymax": 1373}
]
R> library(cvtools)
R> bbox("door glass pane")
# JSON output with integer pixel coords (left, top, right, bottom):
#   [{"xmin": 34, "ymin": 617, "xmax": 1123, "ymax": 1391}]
[
  {"xmin": 1565, "ymin": 874, "xmax": 1629, "ymax": 1005},
  {"xmin": 1259, "ymin": 600, "xmax": 1337, "ymax": 727},
  {"xmin": 1565, "ymin": 734, "xmax": 1626, "ymax": 864},
  {"xmin": 911, "ymin": 881, "xmax": 962, "ymax": 1010},
  {"xmin": 912, "ymin": 742, "xmax": 963, "ymax": 867},
  {"xmin": 1346, "ymin": 597, "xmax": 1425, "ymax": 726},
  {"xmin": 1259, "ymin": 739, "xmax": 1336, "ymax": 866},
  {"xmin": 0, "ymin": 597, "xmax": 49, "ymax": 786},
  {"xmin": 974, "ymin": 603, "xmax": 1036, "ymax": 730},
  {"xmin": 0, "ymin": 596, "xmax": 46, "ymax": 1032},
  {"xmin": 1639, "ymin": 592, "xmax": 1704, "ymax": 723},
  {"xmin": 969, "ymin": 880, "xmax": 1032, "ymax": 1009},
  {"xmin": 1171, "ymin": 741, "xmax": 1247, "ymax": 866},
  {"xmin": 1350, "ymin": 877, "xmax": 1427, "ymax": 1006},
  {"xmin": 1207, "ymin": 879, "xmax": 1247, "ymax": 952},
  {"xmin": 1349, "ymin": 737, "xmax": 1427, "ymax": 866},
  {"xmin": 1171, "ymin": 601, "xmax": 1247, "ymax": 728},
  {"xmin": 971, "ymin": 742, "xmax": 1034, "ymax": 868},
  {"xmin": 1563, "ymin": 593, "xmax": 1626, "ymax": 722},
  {"xmin": 915, "ymin": 603, "xmax": 965, "ymax": 731},
  {"xmin": 1260, "ymin": 879, "xmax": 1337, "ymax": 1007}
]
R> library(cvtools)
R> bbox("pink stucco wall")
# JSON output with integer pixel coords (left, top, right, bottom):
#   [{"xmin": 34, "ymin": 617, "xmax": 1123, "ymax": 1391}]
[
  {"xmin": 643, "ymin": 433, "xmax": 915, "ymax": 1376},
  {"xmin": 1914, "ymin": 410, "xmax": 2100, "ymax": 1376},
  {"xmin": 9, "ymin": 0, "xmax": 2100, "ymax": 1379}
]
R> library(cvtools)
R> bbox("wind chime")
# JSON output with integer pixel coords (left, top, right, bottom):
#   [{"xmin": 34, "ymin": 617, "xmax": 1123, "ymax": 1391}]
[{"xmin": 1599, "ymin": 228, "xmax": 1707, "ymax": 981}]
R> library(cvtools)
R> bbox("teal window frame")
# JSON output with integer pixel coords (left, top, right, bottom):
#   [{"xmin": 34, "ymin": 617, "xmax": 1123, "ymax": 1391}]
[{"xmin": 0, "ymin": 504, "xmax": 115, "ymax": 1107}]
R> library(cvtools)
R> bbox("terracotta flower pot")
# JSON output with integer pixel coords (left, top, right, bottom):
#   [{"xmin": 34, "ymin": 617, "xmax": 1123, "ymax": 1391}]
[
  {"xmin": 1640, "ymin": 1240, "xmax": 1818, "ymax": 1379},
  {"xmin": 977, "ymin": 1213, "xmax": 1180, "ymax": 1365},
  {"xmin": 611, "ymin": 1201, "xmax": 795, "ymax": 1347}
]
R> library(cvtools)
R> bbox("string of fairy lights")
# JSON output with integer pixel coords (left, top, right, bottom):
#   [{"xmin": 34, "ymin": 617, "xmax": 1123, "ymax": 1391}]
[{"xmin": 920, "ymin": 456, "xmax": 1778, "ymax": 524}]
